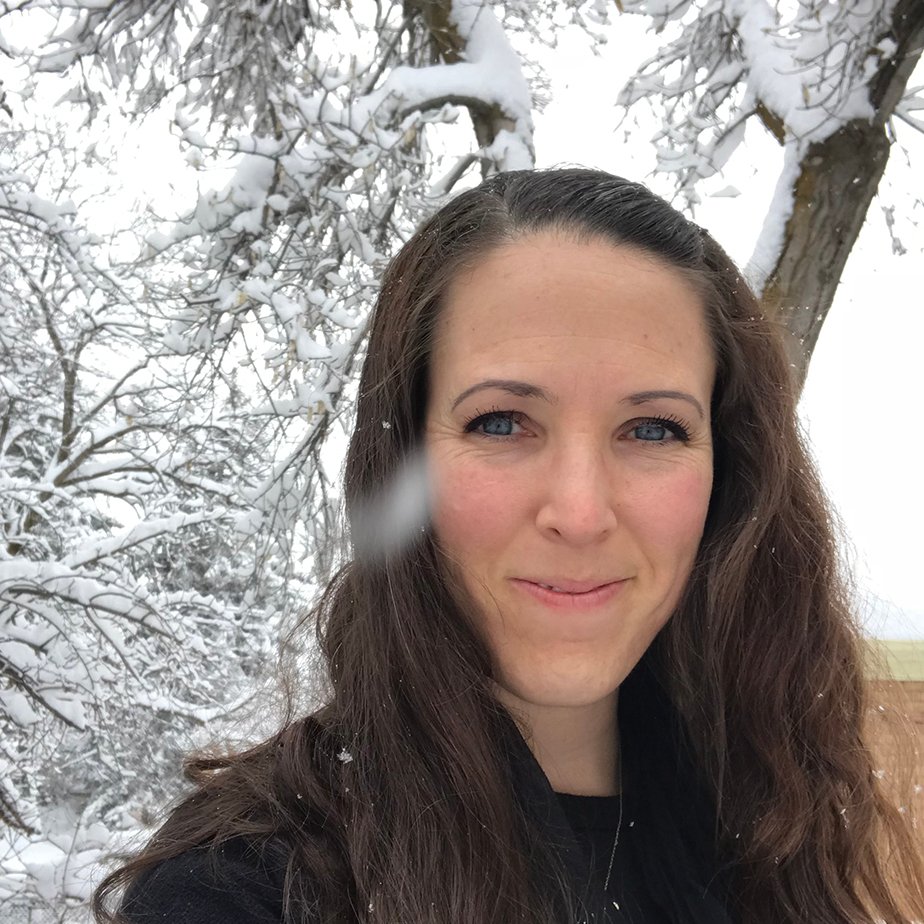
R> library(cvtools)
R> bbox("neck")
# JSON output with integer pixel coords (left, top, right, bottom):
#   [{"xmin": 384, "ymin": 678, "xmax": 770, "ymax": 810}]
[{"xmin": 498, "ymin": 690, "xmax": 620, "ymax": 796}]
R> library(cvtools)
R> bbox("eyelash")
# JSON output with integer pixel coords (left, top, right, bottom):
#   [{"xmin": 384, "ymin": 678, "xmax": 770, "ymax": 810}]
[
  {"xmin": 462, "ymin": 408, "xmax": 693, "ymax": 443},
  {"xmin": 463, "ymin": 406, "xmax": 525, "ymax": 436},
  {"xmin": 634, "ymin": 413, "xmax": 692, "ymax": 443}
]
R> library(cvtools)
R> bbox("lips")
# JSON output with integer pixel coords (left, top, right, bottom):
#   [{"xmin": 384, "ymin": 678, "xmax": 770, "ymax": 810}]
[
  {"xmin": 521, "ymin": 578, "xmax": 619, "ymax": 594},
  {"xmin": 510, "ymin": 577, "xmax": 628, "ymax": 609}
]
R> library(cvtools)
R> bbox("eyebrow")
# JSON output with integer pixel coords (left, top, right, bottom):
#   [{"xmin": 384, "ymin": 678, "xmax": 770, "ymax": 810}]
[
  {"xmin": 450, "ymin": 380, "xmax": 705, "ymax": 420},
  {"xmin": 450, "ymin": 379, "xmax": 554, "ymax": 411},
  {"xmin": 626, "ymin": 390, "xmax": 706, "ymax": 419}
]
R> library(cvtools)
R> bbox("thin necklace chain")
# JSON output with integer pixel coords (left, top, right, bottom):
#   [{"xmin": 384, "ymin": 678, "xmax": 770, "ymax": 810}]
[{"xmin": 602, "ymin": 760, "xmax": 624, "ymax": 894}]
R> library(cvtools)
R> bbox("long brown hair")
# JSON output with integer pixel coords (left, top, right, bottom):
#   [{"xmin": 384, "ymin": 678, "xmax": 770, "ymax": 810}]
[{"xmin": 94, "ymin": 169, "xmax": 924, "ymax": 923}]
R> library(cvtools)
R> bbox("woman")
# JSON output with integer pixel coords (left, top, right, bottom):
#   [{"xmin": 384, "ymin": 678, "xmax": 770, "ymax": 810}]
[{"xmin": 94, "ymin": 169, "xmax": 924, "ymax": 923}]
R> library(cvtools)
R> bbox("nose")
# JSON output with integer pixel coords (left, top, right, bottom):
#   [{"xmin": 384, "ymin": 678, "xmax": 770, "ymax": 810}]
[{"xmin": 534, "ymin": 441, "xmax": 619, "ymax": 545}]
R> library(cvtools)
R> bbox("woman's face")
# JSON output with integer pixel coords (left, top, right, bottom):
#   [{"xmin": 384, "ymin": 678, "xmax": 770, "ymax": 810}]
[{"xmin": 424, "ymin": 232, "xmax": 715, "ymax": 714}]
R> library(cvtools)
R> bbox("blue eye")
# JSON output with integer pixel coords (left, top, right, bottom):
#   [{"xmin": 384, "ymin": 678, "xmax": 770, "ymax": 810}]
[
  {"xmin": 634, "ymin": 422, "xmax": 669, "ymax": 441},
  {"xmin": 463, "ymin": 410, "xmax": 523, "ymax": 438},
  {"xmin": 630, "ymin": 417, "xmax": 690, "ymax": 443},
  {"xmin": 482, "ymin": 415, "xmax": 515, "ymax": 436}
]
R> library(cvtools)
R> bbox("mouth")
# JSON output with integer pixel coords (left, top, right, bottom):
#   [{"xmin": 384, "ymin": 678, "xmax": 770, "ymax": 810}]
[
  {"xmin": 511, "ymin": 577, "xmax": 627, "ymax": 608},
  {"xmin": 520, "ymin": 578, "xmax": 620, "ymax": 594}
]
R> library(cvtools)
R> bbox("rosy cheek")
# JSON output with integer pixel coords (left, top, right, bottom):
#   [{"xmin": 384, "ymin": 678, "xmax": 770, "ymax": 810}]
[
  {"xmin": 431, "ymin": 462, "xmax": 524, "ymax": 550},
  {"xmin": 634, "ymin": 467, "xmax": 712, "ymax": 548}
]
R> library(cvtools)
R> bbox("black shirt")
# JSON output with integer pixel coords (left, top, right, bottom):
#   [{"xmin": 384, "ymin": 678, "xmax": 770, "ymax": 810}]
[
  {"xmin": 557, "ymin": 792, "xmax": 670, "ymax": 924},
  {"xmin": 122, "ymin": 837, "xmax": 286, "ymax": 923},
  {"xmin": 122, "ymin": 795, "xmax": 725, "ymax": 924},
  {"xmin": 121, "ymin": 815, "xmax": 670, "ymax": 924}
]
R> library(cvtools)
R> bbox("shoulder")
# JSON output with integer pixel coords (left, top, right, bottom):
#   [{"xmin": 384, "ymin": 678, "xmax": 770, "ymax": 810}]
[{"xmin": 120, "ymin": 837, "xmax": 289, "ymax": 924}]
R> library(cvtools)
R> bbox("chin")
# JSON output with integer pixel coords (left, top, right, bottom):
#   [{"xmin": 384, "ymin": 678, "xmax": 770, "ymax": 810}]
[{"xmin": 494, "ymin": 657, "xmax": 634, "ymax": 711}]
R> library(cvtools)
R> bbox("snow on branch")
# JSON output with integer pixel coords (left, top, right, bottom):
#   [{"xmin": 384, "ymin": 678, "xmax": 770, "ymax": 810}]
[
  {"xmin": 616, "ymin": 0, "xmax": 896, "ymax": 199},
  {"xmin": 118, "ymin": 0, "xmax": 537, "ymax": 588}
]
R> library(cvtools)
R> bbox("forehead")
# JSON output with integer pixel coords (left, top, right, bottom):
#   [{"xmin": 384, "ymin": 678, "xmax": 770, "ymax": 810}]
[{"xmin": 430, "ymin": 232, "xmax": 713, "ymax": 392}]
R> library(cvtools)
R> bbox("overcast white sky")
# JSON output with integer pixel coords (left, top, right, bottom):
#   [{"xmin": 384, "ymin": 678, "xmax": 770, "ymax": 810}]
[{"xmin": 534, "ymin": 18, "xmax": 924, "ymax": 638}]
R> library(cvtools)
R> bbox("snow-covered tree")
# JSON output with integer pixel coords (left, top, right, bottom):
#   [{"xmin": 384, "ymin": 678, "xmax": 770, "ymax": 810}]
[
  {"xmin": 0, "ymin": 124, "xmax": 290, "ymax": 914},
  {"xmin": 613, "ymin": 0, "xmax": 924, "ymax": 383},
  {"xmin": 24, "ymin": 0, "xmax": 921, "ymax": 387},
  {"xmin": 10, "ymin": 0, "xmax": 537, "ymax": 582}
]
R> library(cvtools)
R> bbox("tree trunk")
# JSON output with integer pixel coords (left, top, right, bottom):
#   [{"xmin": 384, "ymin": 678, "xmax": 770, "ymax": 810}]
[
  {"xmin": 761, "ymin": 0, "xmax": 924, "ymax": 389},
  {"xmin": 761, "ymin": 121, "xmax": 891, "ymax": 381}
]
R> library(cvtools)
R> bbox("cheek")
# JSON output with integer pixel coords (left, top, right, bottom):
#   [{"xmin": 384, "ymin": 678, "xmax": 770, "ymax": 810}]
[
  {"xmin": 430, "ymin": 458, "xmax": 530, "ymax": 559},
  {"xmin": 635, "ymin": 466, "xmax": 713, "ymax": 562}
]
